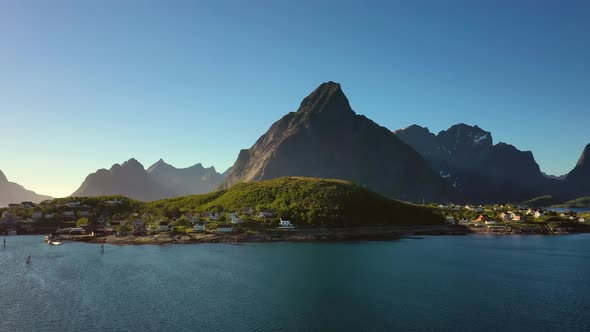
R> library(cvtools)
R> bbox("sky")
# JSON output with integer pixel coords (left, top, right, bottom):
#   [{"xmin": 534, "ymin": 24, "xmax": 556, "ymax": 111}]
[{"xmin": 0, "ymin": 0, "xmax": 589, "ymax": 198}]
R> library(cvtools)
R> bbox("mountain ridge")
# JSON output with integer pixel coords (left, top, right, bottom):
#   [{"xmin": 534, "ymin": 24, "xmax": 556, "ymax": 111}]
[{"xmin": 222, "ymin": 82, "xmax": 457, "ymax": 203}]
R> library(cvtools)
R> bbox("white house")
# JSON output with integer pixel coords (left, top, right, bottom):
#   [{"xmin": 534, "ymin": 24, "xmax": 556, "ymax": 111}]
[
  {"xmin": 278, "ymin": 219, "xmax": 295, "ymax": 229},
  {"xmin": 474, "ymin": 207, "xmax": 484, "ymax": 213},
  {"xmin": 445, "ymin": 216, "xmax": 456, "ymax": 224},
  {"xmin": 32, "ymin": 211, "xmax": 43, "ymax": 220},
  {"xmin": 464, "ymin": 205, "xmax": 472, "ymax": 210},
  {"xmin": 194, "ymin": 223, "xmax": 206, "ymax": 232},
  {"xmin": 579, "ymin": 217, "xmax": 586, "ymax": 223},
  {"xmin": 458, "ymin": 218, "xmax": 469, "ymax": 224},
  {"xmin": 258, "ymin": 211, "xmax": 275, "ymax": 219},
  {"xmin": 533, "ymin": 211, "xmax": 544, "ymax": 219},
  {"xmin": 2, "ymin": 211, "xmax": 13, "ymax": 219},
  {"xmin": 485, "ymin": 220, "xmax": 498, "ymax": 225},
  {"xmin": 65, "ymin": 201, "xmax": 81, "ymax": 207},
  {"xmin": 228, "ymin": 212, "xmax": 243, "ymax": 224},
  {"xmin": 217, "ymin": 225, "xmax": 234, "ymax": 233},
  {"xmin": 159, "ymin": 222, "xmax": 170, "ymax": 232}
]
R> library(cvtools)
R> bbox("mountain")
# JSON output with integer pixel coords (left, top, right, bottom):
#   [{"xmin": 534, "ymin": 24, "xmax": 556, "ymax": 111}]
[
  {"xmin": 395, "ymin": 124, "xmax": 554, "ymax": 203},
  {"xmin": 71, "ymin": 158, "xmax": 225, "ymax": 201},
  {"xmin": 562, "ymin": 144, "xmax": 590, "ymax": 198},
  {"xmin": 148, "ymin": 176, "xmax": 444, "ymax": 226},
  {"xmin": 0, "ymin": 170, "xmax": 52, "ymax": 206},
  {"xmin": 222, "ymin": 82, "xmax": 455, "ymax": 203},
  {"xmin": 146, "ymin": 159, "xmax": 225, "ymax": 196}
]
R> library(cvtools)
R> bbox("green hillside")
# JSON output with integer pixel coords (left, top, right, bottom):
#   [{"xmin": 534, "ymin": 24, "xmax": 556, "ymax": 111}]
[
  {"xmin": 522, "ymin": 195, "xmax": 558, "ymax": 208},
  {"xmin": 552, "ymin": 197, "xmax": 590, "ymax": 208},
  {"xmin": 145, "ymin": 176, "xmax": 443, "ymax": 227}
]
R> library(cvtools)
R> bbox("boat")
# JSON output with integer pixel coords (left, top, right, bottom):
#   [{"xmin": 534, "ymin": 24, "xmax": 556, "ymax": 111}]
[
  {"xmin": 26, "ymin": 254, "xmax": 31, "ymax": 264},
  {"xmin": 49, "ymin": 241, "xmax": 63, "ymax": 246}
]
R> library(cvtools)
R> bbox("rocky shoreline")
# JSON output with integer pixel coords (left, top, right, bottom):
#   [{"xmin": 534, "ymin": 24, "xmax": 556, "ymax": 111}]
[{"xmin": 48, "ymin": 224, "xmax": 590, "ymax": 246}]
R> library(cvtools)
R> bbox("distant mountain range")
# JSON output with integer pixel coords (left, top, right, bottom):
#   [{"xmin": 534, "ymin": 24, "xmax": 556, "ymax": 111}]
[
  {"xmin": 395, "ymin": 125, "xmax": 590, "ymax": 203},
  {"xmin": 71, "ymin": 158, "xmax": 226, "ymax": 201},
  {"xmin": 0, "ymin": 170, "xmax": 52, "ymax": 206},
  {"xmin": 222, "ymin": 81, "xmax": 456, "ymax": 203}
]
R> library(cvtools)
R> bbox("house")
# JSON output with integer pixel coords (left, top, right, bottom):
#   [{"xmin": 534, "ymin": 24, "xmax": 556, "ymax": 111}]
[
  {"xmin": 193, "ymin": 223, "xmax": 206, "ymax": 232},
  {"xmin": 62, "ymin": 211, "xmax": 75, "ymax": 217},
  {"xmin": 533, "ymin": 211, "xmax": 544, "ymax": 219},
  {"xmin": 8, "ymin": 204, "xmax": 20, "ymax": 210},
  {"xmin": 278, "ymin": 219, "xmax": 295, "ymax": 229},
  {"xmin": 512, "ymin": 215, "xmax": 523, "ymax": 222},
  {"xmin": 65, "ymin": 201, "xmax": 81, "ymax": 207},
  {"xmin": 216, "ymin": 225, "xmax": 234, "ymax": 233},
  {"xmin": 458, "ymin": 218, "xmax": 469, "ymax": 224},
  {"xmin": 242, "ymin": 207, "xmax": 255, "ymax": 215},
  {"xmin": 133, "ymin": 220, "xmax": 146, "ymax": 234},
  {"xmin": 44, "ymin": 213, "xmax": 54, "ymax": 219},
  {"xmin": 184, "ymin": 212, "xmax": 199, "ymax": 224},
  {"xmin": 106, "ymin": 199, "xmax": 124, "ymax": 205},
  {"xmin": 464, "ymin": 205, "xmax": 472, "ymax": 210},
  {"xmin": 69, "ymin": 227, "xmax": 84, "ymax": 235},
  {"xmin": 579, "ymin": 217, "xmax": 586, "ymax": 223},
  {"xmin": 484, "ymin": 220, "xmax": 498, "ymax": 226},
  {"xmin": 200, "ymin": 212, "xmax": 219, "ymax": 221},
  {"xmin": 475, "ymin": 215, "xmax": 491, "ymax": 223},
  {"xmin": 159, "ymin": 221, "xmax": 170, "ymax": 232},
  {"xmin": 445, "ymin": 216, "xmax": 456, "ymax": 224},
  {"xmin": 20, "ymin": 201, "xmax": 35, "ymax": 209},
  {"xmin": 2, "ymin": 211, "xmax": 13, "ymax": 220},
  {"xmin": 257, "ymin": 210, "xmax": 275, "ymax": 219},
  {"xmin": 228, "ymin": 212, "xmax": 243, "ymax": 224},
  {"xmin": 31, "ymin": 211, "xmax": 43, "ymax": 220},
  {"xmin": 499, "ymin": 213, "xmax": 510, "ymax": 221},
  {"xmin": 474, "ymin": 207, "xmax": 484, "ymax": 213}
]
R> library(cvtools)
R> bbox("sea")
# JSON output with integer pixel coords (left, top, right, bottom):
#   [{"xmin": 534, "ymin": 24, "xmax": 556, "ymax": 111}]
[{"xmin": 1, "ymin": 235, "xmax": 589, "ymax": 331}]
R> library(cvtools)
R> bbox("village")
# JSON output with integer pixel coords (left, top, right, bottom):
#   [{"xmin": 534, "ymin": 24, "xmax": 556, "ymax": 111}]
[
  {"xmin": 437, "ymin": 203, "xmax": 588, "ymax": 234},
  {"xmin": 1, "ymin": 198, "xmax": 589, "ymax": 240},
  {"xmin": 0, "ymin": 198, "xmax": 295, "ymax": 238}
]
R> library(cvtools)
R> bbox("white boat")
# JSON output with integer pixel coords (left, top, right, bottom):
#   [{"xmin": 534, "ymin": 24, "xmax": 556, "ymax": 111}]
[{"xmin": 49, "ymin": 241, "xmax": 63, "ymax": 246}]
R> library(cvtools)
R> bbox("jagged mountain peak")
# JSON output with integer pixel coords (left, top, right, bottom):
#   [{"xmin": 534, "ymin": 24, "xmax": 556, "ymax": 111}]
[
  {"xmin": 576, "ymin": 143, "xmax": 590, "ymax": 167},
  {"xmin": 0, "ymin": 170, "xmax": 7, "ymax": 183},
  {"xmin": 297, "ymin": 81, "xmax": 353, "ymax": 116}
]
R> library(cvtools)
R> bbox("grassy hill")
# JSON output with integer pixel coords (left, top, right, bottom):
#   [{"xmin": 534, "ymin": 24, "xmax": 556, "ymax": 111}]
[
  {"xmin": 522, "ymin": 195, "xmax": 558, "ymax": 208},
  {"xmin": 552, "ymin": 197, "xmax": 590, "ymax": 208},
  {"xmin": 145, "ymin": 176, "xmax": 444, "ymax": 227}
]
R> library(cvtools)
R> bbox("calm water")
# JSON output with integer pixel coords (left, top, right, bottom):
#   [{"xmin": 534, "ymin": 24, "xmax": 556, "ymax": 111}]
[{"xmin": 1, "ymin": 235, "xmax": 589, "ymax": 331}]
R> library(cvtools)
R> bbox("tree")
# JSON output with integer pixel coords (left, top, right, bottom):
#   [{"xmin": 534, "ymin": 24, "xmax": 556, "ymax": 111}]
[
  {"xmin": 117, "ymin": 224, "xmax": 132, "ymax": 233},
  {"xmin": 76, "ymin": 217, "xmax": 89, "ymax": 227}
]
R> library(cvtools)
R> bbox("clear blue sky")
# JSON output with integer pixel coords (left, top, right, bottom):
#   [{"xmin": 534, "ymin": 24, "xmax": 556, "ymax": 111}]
[{"xmin": 1, "ymin": 0, "xmax": 589, "ymax": 197}]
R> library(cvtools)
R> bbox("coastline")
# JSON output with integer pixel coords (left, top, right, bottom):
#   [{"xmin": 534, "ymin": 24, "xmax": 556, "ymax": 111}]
[{"xmin": 50, "ymin": 224, "xmax": 590, "ymax": 246}]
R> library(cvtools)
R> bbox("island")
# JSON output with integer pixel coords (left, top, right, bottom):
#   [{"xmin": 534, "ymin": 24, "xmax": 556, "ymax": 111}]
[{"xmin": 1, "ymin": 177, "xmax": 589, "ymax": 245}]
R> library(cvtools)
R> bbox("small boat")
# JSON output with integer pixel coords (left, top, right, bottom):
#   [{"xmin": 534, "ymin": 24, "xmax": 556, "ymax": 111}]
[
  {"xmin": 26, "ymin": 254, "xmax": 31, "ymax": 264},
  {"xmin": 49, "ymin": 241, "xmax": 63, "ymax": 246},
  {"xmin": 100, "ymin": 243, "xmax": 105, "ymax": 254},
  {"xmin": 2, "ymin": 238, "xmax": 5, "ymax": 248}
]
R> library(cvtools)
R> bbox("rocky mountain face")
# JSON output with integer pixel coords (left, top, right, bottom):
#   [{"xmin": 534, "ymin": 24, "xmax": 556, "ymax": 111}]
[
  {"xmin": 394, "ymin": 124, "xmax": 590, "ymax": 203},
  {"xmin": 562, "ymin": 144, "xmax": 590, "ymax": 198},
  {"xmin": 222, "ymin": 82, "xmax": 456, "ymax": 203},
  {"xmin": 71, "ymin": 158, "xmax": 225, "ymax": 201},
  {"xmin": 0, "ymin": 170, "xmax": 52, "ymax": 207}
]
